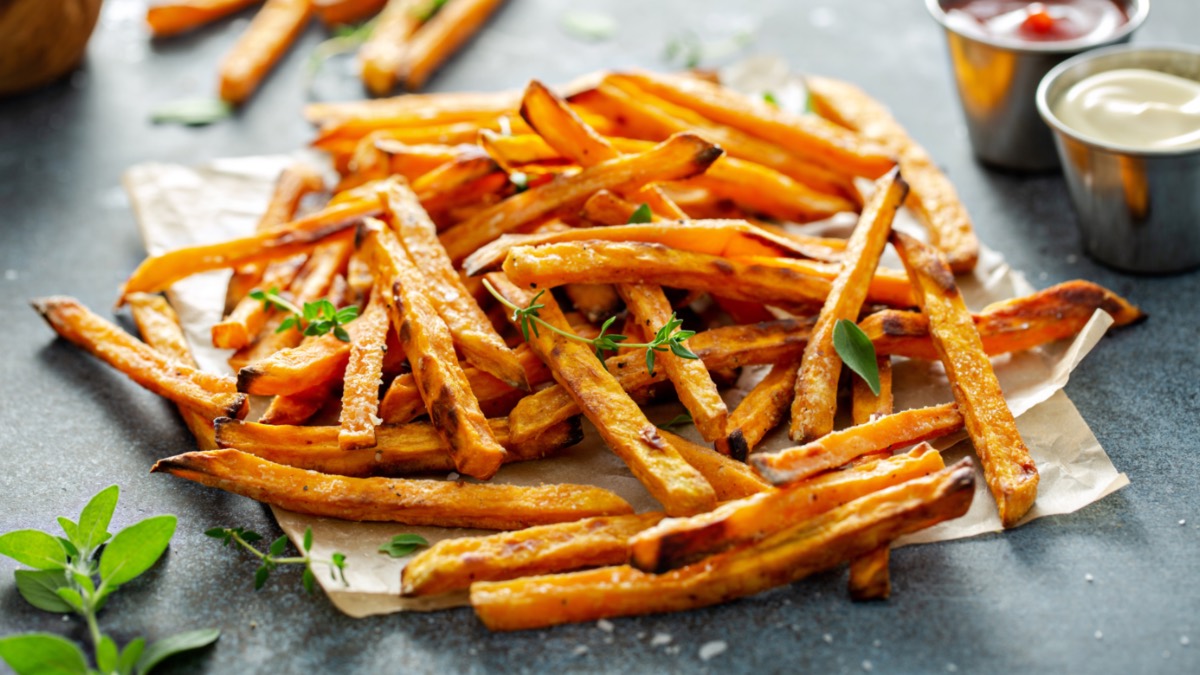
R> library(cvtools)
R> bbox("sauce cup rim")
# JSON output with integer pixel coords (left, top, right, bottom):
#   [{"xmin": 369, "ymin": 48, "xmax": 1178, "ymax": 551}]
[{"xmin": 925, "ymin": 0, "xmax": 1149, "ymax": 55}]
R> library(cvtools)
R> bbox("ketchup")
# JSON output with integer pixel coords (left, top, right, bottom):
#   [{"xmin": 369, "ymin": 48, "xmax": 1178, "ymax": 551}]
[{"xmin": 943, "ymin": 0, "xmax": 1128, "ymax": 44}]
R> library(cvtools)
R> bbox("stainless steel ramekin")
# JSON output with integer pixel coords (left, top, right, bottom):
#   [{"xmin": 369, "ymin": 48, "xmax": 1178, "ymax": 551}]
[
  {"xmin": 1037, "ymin": 44, "xmax": 1200, "ymax": 274},
  {"xmin": 927, "ymin": 0, "xmax": 1148, "ymax": 171}
]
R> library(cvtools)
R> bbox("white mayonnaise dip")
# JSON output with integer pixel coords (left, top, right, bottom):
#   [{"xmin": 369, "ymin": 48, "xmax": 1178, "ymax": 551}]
[{"xmin": 1053, "ymin": 68, "xmax": 1200, "ymax": 151}]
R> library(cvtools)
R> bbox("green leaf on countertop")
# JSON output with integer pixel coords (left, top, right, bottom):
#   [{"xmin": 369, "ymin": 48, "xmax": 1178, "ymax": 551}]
[
  {"xmin": 560, "ymin": 10, "xmax": 617, "ymax": 41},
  {"xmin": 136, "ymin": 629, "xmax": 220, "ymax": 675},
  {"xmin": 75, "ymin": 485, "xmax": 118, "ymax": 553},
  {"xmin": 13, "ymin": 569, "xmax": 73, "ymax": 613},
  {"xmin": 0, "ymin": 530, "xmax": 68, "ymax": 570},
  {"xmin": 379, "ymin": 533, "xmax": 430, "ymax": 558},
  {"xmin": 833, "ymin": 318, "xmax": 881, "ymax": 396},
  {"xmin": 0, "ymin": 633, "xmax": 89, "ymax": 675},
  {"xmin": 149, "ymin": 98, "xmax": 232, "ymax": 127},
  {"xmin": 98, "ymin": 515, "xmax": 176, "ymax": 588}
]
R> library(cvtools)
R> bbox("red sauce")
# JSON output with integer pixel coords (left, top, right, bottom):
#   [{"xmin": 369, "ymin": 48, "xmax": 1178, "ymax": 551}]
[{"xmin": 943, "ymin": 0, "xmax": 1128, "ymax": 44}]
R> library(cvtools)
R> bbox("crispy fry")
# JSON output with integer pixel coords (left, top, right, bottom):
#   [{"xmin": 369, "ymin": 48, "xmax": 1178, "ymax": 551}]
[
  {"xmin": 440, "ymin": 133, "xmax": 723, "ymax": 262},
  {"xmin": 681, "ymin": 155, "xmax": 854, "ymax": 222},
  {"xmin": 359, "ymin": 0, "xmax": 423, "ymax": 96},
  {"xmin": 224, "ymin": 163, "xmax": 326, "ymax": 312},
  {"xmin": 659, "ymin": 431, "xmax": 770, "ymax": 501},
  {"xmin": 849, "ymin": 547, "xmax": 891, "ymax": 601},
  {"xmin": 619, "ymin": 284, "xmax": 728, "ymax": 443},
  {"xmin": 860, "ymin": 280, "xmax": 1146, "ymax": 360},
  {"xmin": 312, "ymin": 0, "xmax": 386, "ymax": 25},
  {"xmin": 338, "ymin": 281, "xmax": 390, "ymax": 450},
  {"xmin": 364, "ymin": 140, "xmax": 480, "ymax": 184},
  {"xmin": 214, "ymin": 416, "xmax": 580, "ymax": 476},
  {"xmin": 152, "ymin": 449, "xmax": 632, "ymax": 528},
  {"xmin": 596, "ymin": 77, "xmax": 859, "ymax": 202},
  {"xmin": 260, "ymin": 382, "xmax": 338, "ymax": 425},
  {"xmin": 409, "ymin": 152, "xmax": 498, "ymax": 199},
  {"xmin": 580, "ymin": 189, "xmax": 640, "ymax": 225},
  {"xmin": 402, "ymin": 513, "xmax": 664, "ymax": 596},
  {"xmin": 791, "ymin": 169, "xmax": 909, "ymax": 442},
  {"xmin": 470, "ymin": 459, "xmax": 975, "ymax": 630},
  {"xmin": 378, "ymin": 344, "xmax": 551, "ymax": 423},
  {"xmin": 752, "ymin": 402, "xmax": 964, "ymax": 486},
  {"xmin": 807, "ymin": 75, "xmax": 979, "ymax": 273},
  {"xmin": 399, "ymin": 0, "xmax": 507, "ymax": 91},
  {"xmin": 630, "ymin": 446, "xmax": 945, "ymax": 573},
  {"xmin": 365, "ymin": 219, "xmax": 507, "ymax": 479},
  {"xmin": 504, "ymin": 317, "xmax": 812, "ymax": 444},
  {"xmin": 464, "ymin": 219, "xmax": 832, "ymax": 276},
  {"xmin": 146, "ymin": 0, "xmax": 262, "ymax": 38},
  {"xmin": 892, "ymin": 231, "xmax": 1038, "ymax": 526},
  {"xmin": 716, "ymin": 354, "xmax": 801, "ymax": 460},
  {"xmin": 32, "ymin": 296, "xmax": 248, "ymax": 422},
  {"xmin": 382, "ymin": 179, "xmax": 528, "ymax": 390},
  {"xmin": 217, "ymin": 0, "xmax": 312, "ymax": 105},
  {"xmin": 120, "ymin": 197, "xmax": 376, "ymax": 300},
  {"xmin": 622, "ymin": 69, "xmax": 897, "ymax": 178},
  {"xmin": 237, "ymin": 329, "xmax": 352, "ymax": 395},
  {"xmin": 488, "ymin": 275, "xmax": 716, "ymax": 517},
  {"xmin": 126, "ymin": 293, "xmax": 218, "ymax": 449}
]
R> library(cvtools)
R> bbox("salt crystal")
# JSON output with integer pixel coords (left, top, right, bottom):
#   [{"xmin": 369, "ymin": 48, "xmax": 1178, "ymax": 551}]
[
  {"xmin": 604, "ymin": 636, "xmax": 614, "ymax": 645},
  {"xmin": 1180, "ymin": 519, "xmax": 1187, "ymax": 526},
  {"xmin": 651, "ymin": 633, "xmax": 672, "ymax": 646},
  {"xmin": 447, "ymin": 472, "xmax": 460, "ymax": 481},
  {"xmin": 1095, "ymin": 630, "xmax": 1103, "ymax": 640},
  {"xmin": 862, "ymin": 660, "xmax": 873, "ymax": 671},
  {"xmin": 1085, "ymin": 574, "xmax": 1094, "ymax": 582},
  {"xmin": 369, "ymin": 413, "xmax": 383, "ymax": 426},
  {"xmin": 1182, "ymin": 636, "xmax": 1190, "ymax": 646},
  {"xmin": 873, "ymin": 639, "xmax": 881, "ymax": 648},
  {"xmin": 946, "ymin": 664, "xmax": 958, "ymax": 672},
  {"xmin": 666, "ymin": 645, "xmax": 681, "ymax": 655},
  {"xmin": 823, "ymin": 633, "xmax": 833, "ymax": 644},
  {"xmin": 699, "ymin": 640, "xmax": 727, "ymax": 661},
  {"xmin": 637, "ymin": 632, "xmax": 646, "ymax": 640},
  {"xmin": 597, "ymin": 618, "xmax": 614, "ymax": 633},
  {"xmin": 573, "ymin": 645, "xmax": 589, "ymax": 656}
]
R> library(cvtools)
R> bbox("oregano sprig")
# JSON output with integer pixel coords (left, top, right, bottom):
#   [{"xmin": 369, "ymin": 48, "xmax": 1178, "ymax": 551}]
[
  {"xmin": 0, "ymin": 486, "xmax": 219, "ymax": 675},
  {"xmin": 482, "ymin": 279, "xmax": 698, "ymax": 375},
  {"xmin": 249, "ymin": 288, "xmax": 359, "ymax": 342},
  {"xmin": 205, "ymin": 526, "xmax": 347, "ymax": 594}
]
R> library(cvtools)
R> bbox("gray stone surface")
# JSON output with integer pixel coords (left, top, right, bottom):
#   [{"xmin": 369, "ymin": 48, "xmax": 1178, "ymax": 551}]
[{"xmin": 1, "ymin": 0, "xmax": 1197, "ymax": 673}]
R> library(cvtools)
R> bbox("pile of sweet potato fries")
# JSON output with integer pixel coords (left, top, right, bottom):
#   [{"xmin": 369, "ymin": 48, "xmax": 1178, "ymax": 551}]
[
  {"xmin": 147, "ymin": 0, "xmax": 506, "ymax": 102},
  {"xmin": 33, "ymin": 68, "xmax": 1144, "ymax": 630}
]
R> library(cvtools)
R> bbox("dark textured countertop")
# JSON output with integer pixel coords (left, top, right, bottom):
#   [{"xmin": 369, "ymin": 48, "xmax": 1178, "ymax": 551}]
[{"xmin": 1, "ymin": 1, "xmax": 1197, "ymax": 673}]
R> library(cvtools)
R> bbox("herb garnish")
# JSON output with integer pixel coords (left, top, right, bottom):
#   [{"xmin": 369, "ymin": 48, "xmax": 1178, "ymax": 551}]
[
  {"xmin": 149, "ymin": 98, "xmax": 232, "ymax": 127},
  {"xmin": 0, "ymin": 486, "xmax": 219, "ymax": 675},
  {"xmin": 833, "ymin": 318, "xmax": 881, "ymax": 396},
  {"xmin": 249, "ymin": 288, "xmax": 359, "ymax": 342},
  {"xmin": 627, "ymin": 203, "xmax": 653, "ymax": 224},
  {"xmin": 379, "ymin": 534, "xmax": 430, "ymax": 558},
  {"xmin": 483, "ymin": 279, "xmax": 698, "ymax": 375},
  {"xmin": 204, "ymin": 526, "xmax": 347, "ymax": 594}
]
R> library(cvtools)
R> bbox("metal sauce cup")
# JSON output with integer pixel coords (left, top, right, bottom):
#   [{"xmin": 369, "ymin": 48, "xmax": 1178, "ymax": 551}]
[
  {"xmin": 927, "ymin": 0, "xmax": 1148, "ymax": 171},
  {"xmin": 1037, "ymin": 45, "xmax": 1200, "ymax": 274}
]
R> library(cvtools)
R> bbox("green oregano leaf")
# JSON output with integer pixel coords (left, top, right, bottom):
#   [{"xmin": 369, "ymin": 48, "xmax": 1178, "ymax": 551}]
[
  {"xmin": 832, "ymin": 318, "xmax": 881, "ymax": 396},
  {"xmin": 0, "ymin": 633, "xmax": 89, "ymax": 675},
  {"xmin": 14, "ymin": 569, "xmax": 73, "ymax": 613},
  {"xmin": 0, "ymin": 530, "xmax": 68, "ymax": 570},
  {"xmin": 627, "ymin": 203, "xmax": 653, "ymax": 224},
  {"xmin": 378, "ymin": 534, "xmax": 430, "ymax": 558},
  {"xmin": 136, "ymin": 629, "xmax": 220, "ymax": 675},
  {"xmin": 99, "ymin": 515, "xmax": 177, "ymax": 587},
  {"xmin": 149, "ymin": 98, "xmax": 232, "ymax": 127}
]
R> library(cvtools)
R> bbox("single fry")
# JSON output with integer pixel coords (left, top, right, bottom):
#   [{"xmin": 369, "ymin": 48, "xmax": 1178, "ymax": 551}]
[
  {"xmin": 152, "ymin": 449, "xmax": 632, "ymax": 528},
  {"xmin": 488, "ymin": 275, "xmax": 716, "ymax": 517},
  {"xmin": 365, "ymin": 219, "xmax": 508, "ymax": 479},
  {"xmin": 504, "ymin": 317, "xmax": 813, "ymax": 445},
  {"xmin": 892, "ymin": 231, "xmax": 1039, "ymax": 527},
  {"xmin": 304, "ymin": 89, "xmax": 518, "ymax": 127},
  {"xmin": 218, "ymin": 0, "xmax": 312, "ymax": 105},
  {"xmin": 848, "ymin": 547, "xmax": 891, "ymax": 601},
  {"xmin": 147, "ymin": 0, "xmax": 262, "ymax": 38},
  {"xmin": 399, "ymin": 0, "xmax": 508, "ymax": 91},
  {"xmin": 401, "ymin": 513, "xmax": 664, "ymax": 597},
  {"xmin": 752, "ymin": 402, "xmax": 964, "ymax": 486},
  {"xmin": 359, "ymin": 0, "xmax": 423, "ymax": 96},
  {"xmin": 126, "ymin": 293, "xmax": 218, "ymax": 450},
  {"xmin": 470, "ymin": 460, "xmax": 975, "ymax": 631},
  {"xmin": 214, "ymin": 416, "xmax": 580, "ymax": 476},
  {"xmin": 259, "ymin": 382, "xmax": 338, "ymax": 425},
  {"xmin": 440, "ymin": 133, "xmax": 722, "ymax": 262},
  {"xmin": 791, "ymin": 169, "xmax": 908, "ymax": 443},
  {"xmin": 807, "ymin": 75, "xmax": 979, "ymax": 273},
  {"xmin": 716, "ymin": 354, "xmax": 801, "ymax": 460},
  {"xmin": 120, "ymin": 196, "xmax": 377, "ymax": 300},
  {"xmin": 338, "ymin": 282, "xmax": 391, "ymax": 450},
  {"xmin": 860, "ymin": 280, "xmax": 1146, "ymax": 361},
  {"xmin": 630, "ymin": 446, "xmax": 945, "ymax": 573},
  {"xmin": 382, "ymin": 179, "xmax": 528, "ymax": 390},
  {"xmin": 619, "ymin": 70, "xmax": 898, "ymax": 178},
  {"xmin": 659, "ymin": 431, "xmax": 771, "ymax": 502},
  {"xmin": 32, "ymin": 296, "xmax": 248, "ymax": 422}
]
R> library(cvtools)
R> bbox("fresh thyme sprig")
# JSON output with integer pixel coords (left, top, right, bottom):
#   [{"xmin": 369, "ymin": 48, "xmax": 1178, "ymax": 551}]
[
  {"xmin": 482, "ymin": 279, "xmax": 699, "ymax": 375},
  {"xmin": 204, "ymin": 526, "xmax": 347, "ymax": 594},
  {"xmin": 249, "ymin": 288, "xmax": 359, "ymax": 342}
]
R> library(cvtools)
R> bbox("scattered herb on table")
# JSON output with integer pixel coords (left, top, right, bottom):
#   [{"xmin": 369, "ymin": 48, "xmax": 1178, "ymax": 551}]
[
  {"xmin": 149, "ymin": 98, "xmax": 232, "ymax": 127},
  {"xmin": 664, "ymin": 29, "xmax": 755, "ymax": 69},
  {"xmin": 560, "ymin": 10, "xmax": 618, "ymax": 42},
  {"xmin": 205, "ymin": 526, "xmax": 347, "ymax": 594},
  {"xmin": 833, "ymin": 318, "xmax": 881, "ymax": 396},
  {"xmin": 249, "ymin": 288, "xmax": 359, "ymax": 342},
  {"xmin": 0, "ymin": 486, "xmax": 219, "ymax": 675},
  {"xmin": 379, "ymin": 534, "xmax": 431, "ymax": 558},
  {"xmin": 483, "ymin": 279, "xmax": 698, "ymax": 376}
]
